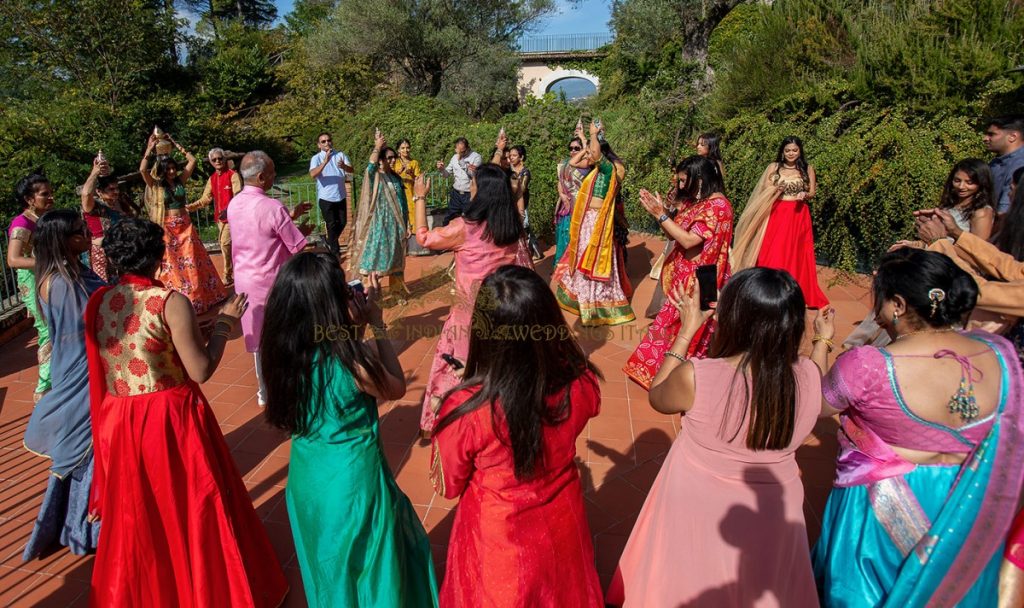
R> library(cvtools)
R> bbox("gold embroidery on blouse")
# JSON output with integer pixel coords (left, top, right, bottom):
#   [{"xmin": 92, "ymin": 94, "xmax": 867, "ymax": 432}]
[
  {"xmin": 9, "ymin": 227, "xmax": 34, "ymax": 257},
  {"xmin": 95, "ymin": 284, "xmax": 187, "ymax": 396}
]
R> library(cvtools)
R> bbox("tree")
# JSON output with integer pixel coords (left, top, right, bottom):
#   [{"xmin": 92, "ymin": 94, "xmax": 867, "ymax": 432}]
[
  {"xmin": 179, "ymin": 0, "xmax": 277, "ymax": 34},
  {"xmin": 309, "ymin": 0, "xmax": 555, "ymax": 113}
]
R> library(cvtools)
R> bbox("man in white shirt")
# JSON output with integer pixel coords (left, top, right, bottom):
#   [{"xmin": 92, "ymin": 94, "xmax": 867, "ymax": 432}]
[
  {"xmin": 435, "ymin": 137, "xmax": 482, "ymax": 225},
  {"xmin": 309, "ymin": 131, "xmax": 354, "ymax": 259}
]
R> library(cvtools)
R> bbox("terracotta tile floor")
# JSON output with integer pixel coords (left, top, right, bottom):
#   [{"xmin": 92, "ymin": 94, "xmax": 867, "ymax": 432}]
[{"xmin": 0, "ymin": 234, "xmax": 870, "ymax": 606}]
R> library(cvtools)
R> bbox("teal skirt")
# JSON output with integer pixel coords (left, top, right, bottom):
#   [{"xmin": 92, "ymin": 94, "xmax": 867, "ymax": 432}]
[
  {"xmin": 554, "ymin": 215, "xmax": 571, "ymax": 264},
  {"xmin": 812, "ymin": 465, "xmax": 1000, "ymax": 606}
]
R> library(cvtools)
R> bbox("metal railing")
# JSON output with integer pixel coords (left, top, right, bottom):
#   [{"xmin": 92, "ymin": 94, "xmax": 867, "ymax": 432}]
[
  {"xmin": 517, "ymin": 33, "xmax": 614, "ymax": 54},
  {"xmin": 0, "ymin": 231, "xmax": 22, "ymax": 319}
]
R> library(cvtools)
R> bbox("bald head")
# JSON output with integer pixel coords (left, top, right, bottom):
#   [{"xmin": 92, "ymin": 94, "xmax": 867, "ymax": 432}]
[{"xmin": 240, "ymin": 150, "xmax": 276, "ymax": 189}]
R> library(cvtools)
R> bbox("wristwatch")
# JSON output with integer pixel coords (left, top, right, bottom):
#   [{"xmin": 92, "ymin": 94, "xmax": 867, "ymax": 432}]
[{"xmin": 657, "ymin": 213, "xmax": 670, "ymax": 224}]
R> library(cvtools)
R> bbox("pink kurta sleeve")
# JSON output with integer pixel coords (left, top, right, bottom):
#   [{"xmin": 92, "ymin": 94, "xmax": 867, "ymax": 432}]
[
  {"xmin": 416, "ymin": 218, "xmax": 466, "ymax": 251},
  {"xmin": 430, "ymin": 389, "xmax": 483, "ymax": 499},
  {"xmin": 273, "ymin": 204, "xmax": 307, "ymax": 254}
]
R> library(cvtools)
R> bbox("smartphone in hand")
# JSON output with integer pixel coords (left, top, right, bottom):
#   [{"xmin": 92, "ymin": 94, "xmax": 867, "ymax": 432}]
[{"xmin": 695, "ymin": 265, "xmax": 718, "ymax": 311}]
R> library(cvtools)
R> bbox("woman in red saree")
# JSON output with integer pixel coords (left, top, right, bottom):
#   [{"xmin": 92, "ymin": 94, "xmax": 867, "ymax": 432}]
[
  {"xmin": 85, "ymin": 218, "xmax": 287, "ymax": 607},
  {"xmin": 624, "ymin": 156, "xmax": 733, "ymax": 389},
  {"xmin": 430, "ymin": 265, "xmax": 604, "ymax": 607}
]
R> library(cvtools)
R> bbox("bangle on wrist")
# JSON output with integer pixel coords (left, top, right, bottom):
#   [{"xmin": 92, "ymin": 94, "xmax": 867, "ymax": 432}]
[
  {"xmin": 664, "ymin": 351, "xmax": 687, "ymax": 363},
  {"xmin": 812, "ymin": 335, "xmax": 834, "ymax": 353}
]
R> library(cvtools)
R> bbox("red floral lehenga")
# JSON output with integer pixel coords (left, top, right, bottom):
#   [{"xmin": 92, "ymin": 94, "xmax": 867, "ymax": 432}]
[{"xmin": 85, "ymin": 274, "xmax": 287, "ymax": 607}]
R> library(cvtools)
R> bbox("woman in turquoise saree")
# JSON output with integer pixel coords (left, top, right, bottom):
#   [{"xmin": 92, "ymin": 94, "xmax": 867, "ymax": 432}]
[
  {"xmin": 349, "ymin": 131, "xmax": 410, "ymax": 302},
  {"xmin": 813, "ymin": 248, "xmax": 1024, "ymax": 607},
  {"xmin": 261, "ymin": 254, "xmax": 437, "ymax": 608}
]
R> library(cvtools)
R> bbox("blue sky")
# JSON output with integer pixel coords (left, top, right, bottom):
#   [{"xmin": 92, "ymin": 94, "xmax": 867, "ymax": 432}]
[{"xmin": 271, "ymin": 0, "xmax": 613, "ymax": 35}]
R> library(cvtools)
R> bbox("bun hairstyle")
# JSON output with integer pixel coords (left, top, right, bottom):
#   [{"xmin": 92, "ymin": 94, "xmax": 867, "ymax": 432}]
[
  {"xmin": 873, "ymin": 248, "xmax": 978, "ymax": 328},
  {"xmin": 102, "ymin": 218, "xmax": 166, "ymax": 277},
  {"xmin": 15, "ymin": 172, "xmax": 49, "ymax": 208}
]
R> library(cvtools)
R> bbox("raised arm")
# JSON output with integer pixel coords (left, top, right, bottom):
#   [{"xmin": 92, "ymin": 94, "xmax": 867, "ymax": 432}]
[
  {"xmin": 165, "ymin": 292, "xmax": 247, "ymax": 383},
  {"xmin": 169, "ymin": 137, "xmax": 197, "ymax": 182},
  {"xmin": 640, "ymin": 190, "xmax": 705, "ymax": 250},
  {"xmin": 139, "ymin": 136, "xmax": 158, "ymax": 188},
  {"xmin": 587, "ymin": 121, "xmax": 603, "ymax": 164},
  {"xmin": 648, "ymin": 284, "xmax": 712, "ymax": 414},
  {"xmin": 309, "ymin": 148, "xmax": 332, "ymax": 178},
  {"xmin": 81, "ymin": 157, "xmax": 104, "ymax": 213},
  {"xmin": 351, "ymin": 274, "xmax": 406, "ymax": 401}
]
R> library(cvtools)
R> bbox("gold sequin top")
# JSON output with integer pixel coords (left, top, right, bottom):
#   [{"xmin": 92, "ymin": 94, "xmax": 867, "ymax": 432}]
[{"xmin": 771, "ymin": 172, "xmax": 808, "ymax": 197}]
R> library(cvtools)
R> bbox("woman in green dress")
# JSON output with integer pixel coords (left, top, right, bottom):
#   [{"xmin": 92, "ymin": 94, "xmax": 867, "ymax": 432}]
[
  {"xmin": 7, "ymin": 172, "xmax": 55, "ymax": 402},
  {"xmin": 349, "ymin": 130, "xmax": 410, "ymax": 303},
  {"xmin": 261, "ymin": 253, "xmax": 438, "ymax": 608}
]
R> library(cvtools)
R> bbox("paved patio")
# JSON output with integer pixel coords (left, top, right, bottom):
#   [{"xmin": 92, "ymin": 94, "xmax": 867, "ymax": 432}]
[{"xmin": 0, "ymin": 234, "xmax": 870, "ymax": 606}]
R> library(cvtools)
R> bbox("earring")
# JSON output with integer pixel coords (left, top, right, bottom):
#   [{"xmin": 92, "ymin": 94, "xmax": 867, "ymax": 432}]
[{"xmin": 892, "ymin": 312, "xmax": 900, "ymax": 326}]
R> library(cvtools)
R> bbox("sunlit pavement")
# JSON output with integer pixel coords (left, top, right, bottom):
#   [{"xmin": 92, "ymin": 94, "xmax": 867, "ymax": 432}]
[{"xmin": 0, "ymin": 234, "xmax": 869, "ymax": 606}]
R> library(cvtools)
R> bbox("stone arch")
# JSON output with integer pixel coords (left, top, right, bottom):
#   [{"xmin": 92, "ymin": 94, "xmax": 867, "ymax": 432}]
[{"xmin": 535, "ymin": 68, "xmax": 600, "ymax": 98}]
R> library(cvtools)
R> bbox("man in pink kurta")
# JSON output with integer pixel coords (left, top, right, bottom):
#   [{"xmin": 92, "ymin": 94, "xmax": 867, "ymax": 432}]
[{"xmin": 228, "ymin": 151, "xmax": 311, "ymax": 404}]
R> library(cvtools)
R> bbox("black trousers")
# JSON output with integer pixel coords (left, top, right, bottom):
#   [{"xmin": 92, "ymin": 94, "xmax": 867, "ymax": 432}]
[
  {"xmin": 443, "ymin": 189, "xmax": 471, "ymax": 226},
  {"xmin": 318, "ymin": 198, "xmax": 347, "ymax": 257}
]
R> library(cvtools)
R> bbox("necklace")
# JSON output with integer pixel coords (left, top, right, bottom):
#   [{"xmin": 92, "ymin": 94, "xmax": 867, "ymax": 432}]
[{"xmin": 893, "ymin": 327, "xmax": 955, "ymax": 342}]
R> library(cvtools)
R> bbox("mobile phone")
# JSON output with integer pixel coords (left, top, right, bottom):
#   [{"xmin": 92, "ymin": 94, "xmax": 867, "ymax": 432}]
[
  {"xmin": 347, "ymin": 279, "xmax": 365, "ymax": 296},
  {"xmin": 695, "ymin": 265, "xmax": 718, "ymax": 311},
  {"xmin": 441, "ymin": 353, "xmax": 464, "ymax": 370}
]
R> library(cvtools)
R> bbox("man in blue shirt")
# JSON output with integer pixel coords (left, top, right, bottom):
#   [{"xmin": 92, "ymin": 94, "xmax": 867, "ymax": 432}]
[
  {"xmin": 984, "ymin": 115, "xmax": 1024, "ymax": 214},
  {"xmin": 309, "ymin": 131, "xmax": 354, "ymax": 259}
]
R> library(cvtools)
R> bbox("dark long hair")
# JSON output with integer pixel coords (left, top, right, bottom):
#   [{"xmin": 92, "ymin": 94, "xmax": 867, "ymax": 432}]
[
  {"xmin": 994, "ymin": 171, "xmax": 1024, "ymax": 261},
  {"xmin": 33, "ymin": 209, "xmax": 89, "ymax": 320},
  {"xmin": 15, "ymin": 172, "xmax": 48, "ymax": 209},
  {"xmin": 697, "ymin": 132, "xmax": 723, "ymax": 163},
  {"xmin": 433, "ymin": 265, "xmax": 602, "ymax": 479},
  {"xmin": 710, "ymin": 268, "xmax": 806, "ymax": 451},
  {"xmin": 873, "ymin": 248, "xmax": 978, "ymax": 328},
  {"xmin": 675, "ymin": 155, "xmax": 724, "ymax": 203},
  {"xmin": 154, "ymin": 156, "xmax": 179, "ymax": 186},
  {"xmin": 261, "ymin": 252, "xmax": 392, "ymax": 437},
  {"xmin": 773, "ymin": 136, "xmax": 809, "ymax": 182},
  {"xmin": 938, "ymin": 158, "xmax": 995, "ymax": 222},
  {"xmin": 462, "ymin": 163, "xmax": 523, "ymax": 247}
]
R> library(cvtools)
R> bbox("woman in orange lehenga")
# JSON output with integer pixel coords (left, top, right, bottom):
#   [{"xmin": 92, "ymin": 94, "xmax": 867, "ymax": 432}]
[
  {"xmin": 139, "ymin": 133, "xmax": 227, "ymax": 314},
  {"xmin": 85, "ymin": 218, "xmax": 287, "ymax": 607},
  {"xmin": 553, "ymin": 121, "xmax": 635, "ymax": 326}
]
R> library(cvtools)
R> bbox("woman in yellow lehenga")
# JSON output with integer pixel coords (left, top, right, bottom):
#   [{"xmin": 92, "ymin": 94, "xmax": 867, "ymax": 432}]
[
  {"xmin": 139, "ymin": 133, "xmax": 227, "ymax": 314},
  {"xmin": 553, "ymin": 121, "xmax": 635, "ymax": 326},
  {"xmin": 394, "ymin": 139, "xmax": 423, "ymax": 229}
]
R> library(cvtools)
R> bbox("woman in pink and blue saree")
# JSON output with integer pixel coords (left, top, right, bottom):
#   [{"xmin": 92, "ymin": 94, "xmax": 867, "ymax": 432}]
[{"xmin": 812, "ymin": 248, "xmax": 1024, "ymax": 607}]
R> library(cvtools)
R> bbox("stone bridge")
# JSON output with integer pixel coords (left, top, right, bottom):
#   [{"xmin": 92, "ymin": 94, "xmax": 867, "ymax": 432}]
[{"xmin": 516, "ymin": 33, "xmax": 612, "ymax": 101}]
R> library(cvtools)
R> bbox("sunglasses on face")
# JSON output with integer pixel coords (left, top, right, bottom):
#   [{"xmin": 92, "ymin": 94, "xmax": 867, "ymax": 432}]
[
  {"xmin": 210, "ymin": 157, "xmax": 224, "ymax": 162},
  {"xmin": 569, "ymin": 146, "xmax": 582, "ymax": 152},
  {"xmin": 319, "ymin": 139, "xmax": 332, "ymax": 144}
]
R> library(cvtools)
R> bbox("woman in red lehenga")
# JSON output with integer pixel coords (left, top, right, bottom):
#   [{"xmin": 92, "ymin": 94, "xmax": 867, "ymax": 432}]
[
  {"xmin": 430, "ymin": 266, "xmax": 604, "ymax": 607},
  {"xmin": 85, "ymin": 218, "xmax": 288, "ymax": 607},
  {"xmin": 139, "ymin": 133, "xmax": 228, "ymax": 314},
  {"xmin": 731, "ymin": 136, "xmax": 828, "ymax": 308},
  {"xmin": 624, "ymin": 156, "xmax": 733, "ymax": 389}
]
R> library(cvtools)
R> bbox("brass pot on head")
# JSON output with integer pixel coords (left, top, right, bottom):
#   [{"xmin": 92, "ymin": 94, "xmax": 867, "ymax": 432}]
[{"xmin": 152, "ymin": 125, "xmax": 173, "ymax": 156}]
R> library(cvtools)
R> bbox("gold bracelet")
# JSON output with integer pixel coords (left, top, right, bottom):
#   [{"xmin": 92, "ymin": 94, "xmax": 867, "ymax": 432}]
[
  {"xmin": 812, "ymin": 335, "xmax": 834, "ymax": 353},
  {"xmin": 664, "ymin": 351, "xmax": 687, "ymax": 363}
]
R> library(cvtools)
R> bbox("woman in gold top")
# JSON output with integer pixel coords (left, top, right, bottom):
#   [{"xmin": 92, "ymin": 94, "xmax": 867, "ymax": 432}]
[
  {"xmin": 732, "ymin": 136, "xmax": 828, "ymax": 308},
  {"xmin": 394, "ymin": 139, "xmax": 423, "ymax": 229}
]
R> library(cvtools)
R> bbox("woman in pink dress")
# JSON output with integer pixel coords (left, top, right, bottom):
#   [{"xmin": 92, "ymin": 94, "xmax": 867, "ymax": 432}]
[
  {"xmin": 412, "ymin": 166, "xmax": 532, "ymax": 435},
  {"xmin": 608, "ymin": 268, "xmax": 831, "ymax": 607}
]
